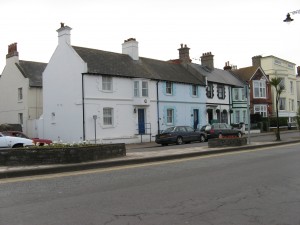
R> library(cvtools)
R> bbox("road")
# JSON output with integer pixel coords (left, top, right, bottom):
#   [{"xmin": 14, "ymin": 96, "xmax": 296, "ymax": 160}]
[{"xmin": 1, "ymin": 142, "xmax": 300, "ymax": 225}]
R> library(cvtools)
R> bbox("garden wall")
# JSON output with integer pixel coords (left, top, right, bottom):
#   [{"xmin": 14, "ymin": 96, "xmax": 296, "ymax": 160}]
[
  {"xmin": 0, "ymin": 143, "xmax": 126, "ymax": 166},
  {"xmin": 208, "ymin": 137, "xmax": 247, "ymax": 148}
]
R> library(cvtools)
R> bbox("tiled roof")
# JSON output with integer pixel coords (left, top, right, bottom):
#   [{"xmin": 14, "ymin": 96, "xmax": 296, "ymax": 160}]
[
  {"xmin": 16, "ymin": 60, "xmax": 47, "ymax": 87},
  {"xmin": 230, "ymin": 66, "xmax": 258, "ymax": 81},
  {"xmin": 190, "ymin": 64, "xmax": 246, "ymax": 87},
  {"xmin": 72, "ymin": 46, "xmax": 206, "ymax": 85}
]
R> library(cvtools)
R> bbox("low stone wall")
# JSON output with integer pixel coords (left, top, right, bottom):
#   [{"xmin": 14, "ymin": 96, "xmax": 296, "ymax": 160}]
[
  {"xmin": 208, "ymin": 137, "xmax": 247, "ymax": 148},
  {"xmin": 0, "ymin": 143, "xmax": 126, "ymax": 166}
]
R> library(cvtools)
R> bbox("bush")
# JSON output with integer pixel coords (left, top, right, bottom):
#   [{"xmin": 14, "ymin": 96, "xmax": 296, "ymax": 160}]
[{"xmin": 269, "ymin": 117, "xmax": 289, "ymax": 127}]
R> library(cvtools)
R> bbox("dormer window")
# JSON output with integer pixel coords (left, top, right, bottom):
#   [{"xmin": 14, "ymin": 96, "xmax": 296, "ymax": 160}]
[
  {"xmin": 253, "ymin": 80, "xmax": 266, "ymax": 98},
  {"xmin": 206, "ymin": 83, "xmax": 213, "ymax": 98}
]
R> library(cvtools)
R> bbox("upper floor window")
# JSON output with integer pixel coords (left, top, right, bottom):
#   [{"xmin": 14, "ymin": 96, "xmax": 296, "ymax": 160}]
[
  {"xmin": 192, "ymin": 85, "xmax": 197, "ymax": 96},
  {"xmin": 18, "ymin": 87, "xmax": 23, "ymax": 101},
  {"xmin": 253, "ymin": 80, "xmax": 266, "ymax": 98},
  {"xmin": 134, "ymin": 81, "xmax": 139, "ymax": 97},
  {"xmin": 217, "ymin": 85, "xmax": 225, "ymax": 99},
  {"xmin": 166, "ymin": 109, "xmax": 174, "ymax": 124},
  {"xmin": 290, "ymin": 81, "xmax": 294, "ymax": 94},
  {"xmin": 142, "ymin": 81, "xmax": 148, "ymax": 97},
  {"xmin": 103, "ymin": 108, "xmax": 113, "ymax": 125},
  {"xmin": 206, "ymin": 83, "xmax": 213, "ymax": 98},
  {"xmin": 166, "ymin": 82, "xmax": 173, "ymax": 95},
  {"xmin": 279, "ymin": 98, "xmax": 286, "ymax": 110},
  {"xmin": 102, "ymin": 76, "xmax": 112, "ymax": 91},
  {"xmin": 234, "ymin": 89, "xmax": 239, "ymax": 101},
  {"xmin": 291, "ymin": 99, "xmax": 295, "ymax": 111}
]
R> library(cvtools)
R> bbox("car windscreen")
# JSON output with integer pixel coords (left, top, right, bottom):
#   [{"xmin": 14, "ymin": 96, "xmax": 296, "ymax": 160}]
[{"xmin": 162, "ymin": 127, "xmax": 175, "ymax": 133}]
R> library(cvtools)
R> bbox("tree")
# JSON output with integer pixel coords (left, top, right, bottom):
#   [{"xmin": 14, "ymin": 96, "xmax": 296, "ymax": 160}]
[
  {"xmin": 270, "ymin": 77, "xmax": 285, "ymax": 141},
  {"xmin": 297, "ymin": 106, "xmax": 300, "ymax": 132}
]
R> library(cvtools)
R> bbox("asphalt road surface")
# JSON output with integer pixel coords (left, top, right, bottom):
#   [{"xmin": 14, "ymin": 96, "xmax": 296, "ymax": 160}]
[{"xmin": 1, "ymin": 142, "xmax": 300, "ymax": 225}]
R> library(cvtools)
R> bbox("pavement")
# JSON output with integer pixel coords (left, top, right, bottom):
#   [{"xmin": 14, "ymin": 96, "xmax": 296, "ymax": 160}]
[{"xmin": 1, "ymin": 131, "xmax": 300, "ymax": 179}]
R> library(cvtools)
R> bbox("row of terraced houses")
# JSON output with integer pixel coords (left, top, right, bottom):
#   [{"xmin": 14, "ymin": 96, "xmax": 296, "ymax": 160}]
[{"xmin": 0, "ymin": 23, "xmax": 299, "ymax": 144}]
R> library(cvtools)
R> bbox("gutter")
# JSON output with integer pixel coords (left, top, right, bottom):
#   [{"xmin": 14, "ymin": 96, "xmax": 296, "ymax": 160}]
[
  {"xmin": 81, "ymin": 73, "xmax": 86, "ymax": 141},
  {"xmin": 156, "ymin": 81, "xmax": 160, "ymax": 134}
]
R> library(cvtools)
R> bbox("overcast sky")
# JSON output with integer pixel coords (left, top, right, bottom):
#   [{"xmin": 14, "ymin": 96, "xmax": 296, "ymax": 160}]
[{"xmin": 1, "ymin": 0, "xmax": 299, "ymax": 73}]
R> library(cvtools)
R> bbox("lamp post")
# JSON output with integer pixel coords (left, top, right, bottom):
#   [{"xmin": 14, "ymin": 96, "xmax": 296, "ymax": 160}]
[
  {"xmin": 93, "ymin": 115, "xmax": 97, "ymax": 144},
  {"xmin": 283, "ymin": 10, "xmax": 300, "ymax": 22}
]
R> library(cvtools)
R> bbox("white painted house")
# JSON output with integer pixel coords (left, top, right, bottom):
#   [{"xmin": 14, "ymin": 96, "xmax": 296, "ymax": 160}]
[
  {"xmin": 42, "ymin": 24, "xmax": 206, "ymax": 144},
  {"xmin": 0, "ymin": 43, "xmax": 46, "ymax": 137}
]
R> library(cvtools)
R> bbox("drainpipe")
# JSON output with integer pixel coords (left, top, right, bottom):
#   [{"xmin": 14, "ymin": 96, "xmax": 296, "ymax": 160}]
[
  {"xmin": 156, "ymin": 80, "xmax": 160, "ymax": 134},
  {"xmin": 81, "ymin": 73, "xmax": 86, "ymax": 141}
]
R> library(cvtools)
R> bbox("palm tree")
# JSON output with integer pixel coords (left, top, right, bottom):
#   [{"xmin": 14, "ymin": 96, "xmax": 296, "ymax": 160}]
[{"xmin": 270, "ymin": 77, "xmax": 285, "ymax": 141}]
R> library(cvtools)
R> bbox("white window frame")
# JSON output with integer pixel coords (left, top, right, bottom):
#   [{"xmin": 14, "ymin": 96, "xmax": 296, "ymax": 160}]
[
  {"xmin": 166, "ymin": 109, "xmax": 174, "ymax": 124},
  {"xmin": 217, "ymin": 85, "xmax": 225, "ymax": 99},
  {"xmin": 254, "ymin": 105, "xmax": 267, "ymax": 117},
  {"xmin": 253, "ymin": 80, "xmax": 266, "ymax": 98},
  {"xmin": 166, "ymin": 82, "xmax": 173, "ymax": 95},
  {"xmin": 18, "ymin": 87, "xmax": 23, "ymax": 101},
  {"xmin": 235, "ymin": 110, "xmax": 240, "ymax": 123},
  {"xmin": 102, "ymin": 76, "xmax": 113, "ymax": 91},
  {"xmin": 134, "ymin": 81, "xmax": 139, "ymax": 97},
  {"xmin": 142, "ymin": 81, "xmax": 148, "ymax": 97},
  {"xmin": 103, "ymin": 108, "xmax": 113, "ymax": 126}
]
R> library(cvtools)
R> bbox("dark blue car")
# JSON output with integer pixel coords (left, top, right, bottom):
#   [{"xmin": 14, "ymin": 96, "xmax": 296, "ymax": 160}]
[{"xmin": 155, "ymin": 126, "xmax": 206, "ymax": 146}]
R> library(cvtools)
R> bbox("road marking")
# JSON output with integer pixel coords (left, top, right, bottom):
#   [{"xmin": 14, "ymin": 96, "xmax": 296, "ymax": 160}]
[{"xmin": 0, "ymin": 142, "xmax": 298, "ymax": 184}]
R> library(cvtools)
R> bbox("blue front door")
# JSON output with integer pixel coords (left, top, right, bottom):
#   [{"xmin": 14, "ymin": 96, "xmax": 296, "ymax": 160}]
[{"xmin": 138, "ymin": 109, "xmax": 145, "ymax": 134}]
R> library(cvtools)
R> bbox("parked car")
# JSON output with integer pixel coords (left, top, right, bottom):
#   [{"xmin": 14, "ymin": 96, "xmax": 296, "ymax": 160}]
[
  {"xmin": 200, "ymin": 123, "xmax": 242, "ymax": 139},
  {"xmin": 155, "ymin": 126, "xmax": 207, "ymax": 146},
  {"xmin": 0, "ymin": 132, "xmax": 34, "ymax": 148},
  {"xmin": 1, "ymin": 131, "xmax": 52, "ymax": 146}
]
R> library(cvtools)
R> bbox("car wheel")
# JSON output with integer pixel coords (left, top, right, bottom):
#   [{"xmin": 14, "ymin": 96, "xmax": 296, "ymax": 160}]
[
  {"xmin": 200, "ymin": 135, "xmax": 205, "ymax": 142},
  {"xmin": 218, "ymin": 133, "xmax": 223, "ymax": 139},
  {"xmin": 237, "ymin": 132, "xmax": 242, "ymax": 138},
  {"xmin": 176, "ymin": 136, "xmax": 183, "ymax": 145}
]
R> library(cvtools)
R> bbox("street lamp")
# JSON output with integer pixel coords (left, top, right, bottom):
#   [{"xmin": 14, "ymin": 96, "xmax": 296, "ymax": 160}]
[
  {"xmin": 93, "ymin": 115, "xmax": 97, "ymax": 144},
  {"xmin": 283, "ymin": 10, "xmax": 300, "ymax": 22}
]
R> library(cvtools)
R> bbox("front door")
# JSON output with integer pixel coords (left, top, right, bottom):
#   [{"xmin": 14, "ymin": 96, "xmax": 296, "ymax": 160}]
[
  {"xmin": 138, "ymin": 109, "xmax": 145, "ymax": 134},
  {"xmin": 193, "ymin": 109, "xmax": 199, "ymax": 129}
]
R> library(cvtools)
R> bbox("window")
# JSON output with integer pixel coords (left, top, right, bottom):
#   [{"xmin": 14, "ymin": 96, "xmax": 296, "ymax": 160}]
[
  {"xmin": 291, "ymin": 99, "xmax": 294, "ymax": 111},
  {"xmin": 134, "ymin": 81, "xmax": 139, "ymax": 97},
  {"xmin": 206, "ymin": 83, "xmax": 213, "ymax": 98},
  {"xmin": 192, "ymin": 85, "xmax": 197, "ymax": 96},
  {"xmin": 290, "ymin": 81, "xmax": 294, "ymax": 94},
  {"xmin": 279, "ymin": 98, "xmax": 286, "ymax": 110},
  {"xmin": 167, "ymin": 109, "xmax": 174, "ymax": 124},
  {"xmin": 254, "ymin": 105, "xmax": 267, "ymax": 117},
  {"xmin": 242, "ymin": 110, "xmax": 246, "ymax": 122},
  {"xmin": 217, "ymin": 85, "xmax": 225, "ymax": 99},
  {"xmin": 103, "ymin": 108, "xmax": 113, "ymax": 125},
  {"xmin": 235, "ymin": 110, "xmax": 240, "ymax": 123},
  {"xmin": 102, "ymin": 76, "xmax": 112, "ymax": 91},
  {"xmin": 18, "ymin": 88, "xmax": 23, "ymax": 101},
  {"xmin": 18, "ymin": 113, "xmax": 23, "ymax": 125},
  {"xmin": 166, "ymin": 82, "xmax": 173, "ymax": 95},
  {"xmin": 234, "ymin": 89, "xmax": 239, "ymax": 101},
  {"xmin": 253, "ymin": 80, "xmax": 266, "ymax": 98},
  {"xmin": 242, "ymin": 88, "xmax": 246, "ymax": 101},
  {"xmin": 142, "ymin": 81, "xmax": 148, "ymax": 97},
  {"xmin": 279, "ymin": 78, "xmax": 285, "ymax": 89}
]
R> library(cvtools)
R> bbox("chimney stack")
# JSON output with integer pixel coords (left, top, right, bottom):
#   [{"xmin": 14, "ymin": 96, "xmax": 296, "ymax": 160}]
[
  {"xmin": 56, "ymin": 22, "xmax": 72, "ymax": 45},
  {"xmin": 201, "ymin": 52, "xmax": 214, "ymax": 70},
  {"xmin": 178, "ymin": 44, "xmax": 191, "ymax": 64},
  {"xmin": 6, "ymin": 43, "xmax": 19, "ymax": 59},
  {"xmin": 122, "ymin": 38, "xmax": 139, "ymax": 60},
  {"xmin": 252, "ymin": 55, "xmax": 262, "ymax": 67},
  {"xmin": 223, "ymin": 61, "xmax": 232, "ymax": 71}
]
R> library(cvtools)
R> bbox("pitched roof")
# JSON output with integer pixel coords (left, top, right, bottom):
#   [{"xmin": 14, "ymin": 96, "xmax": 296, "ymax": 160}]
[
  {"xmin": 230, "ymin": 66, "xmax": 258, "ymax": 81},
  {"xmin": 190, "ymin": 64, "xmax": 245, "ymax": 87},
  {"xmin": 16, "ymin": 60, "xmax": 47, "ymax": 87},
  {"xmin": 72, "ymin": 46, "xmax": 206, "ymax": 85}
]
